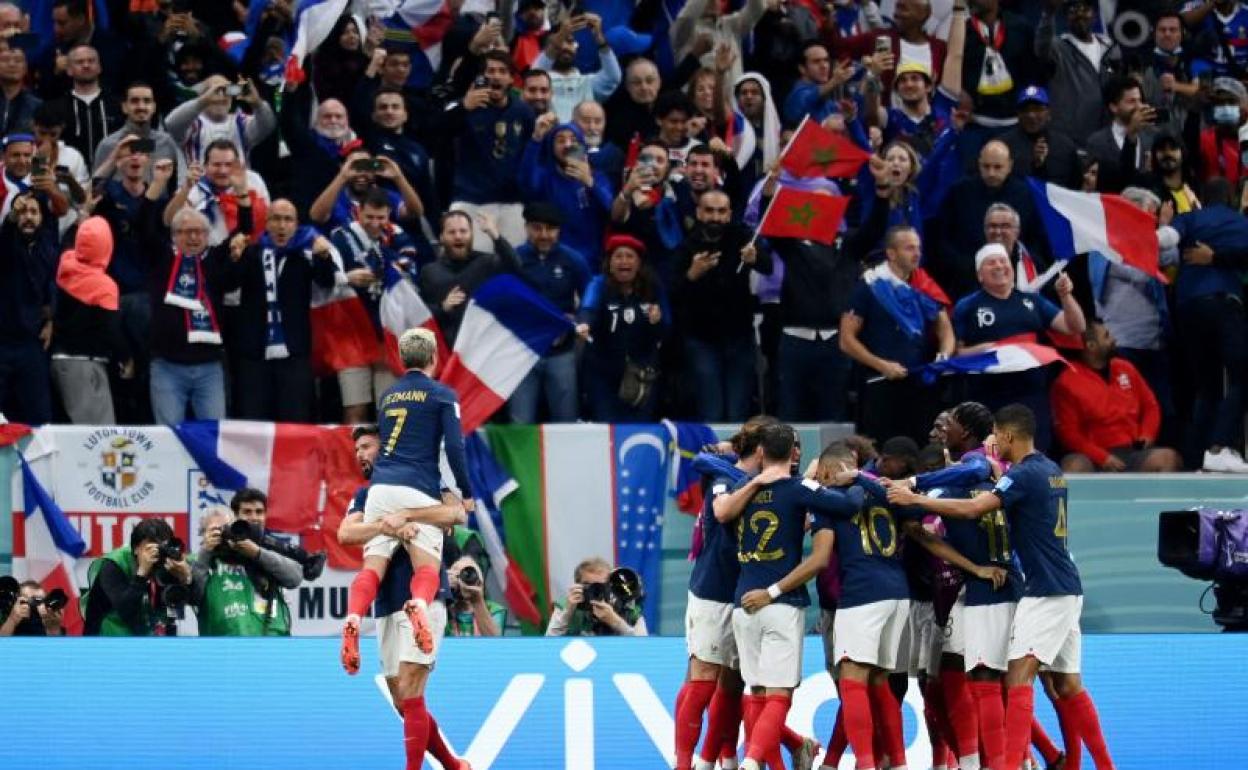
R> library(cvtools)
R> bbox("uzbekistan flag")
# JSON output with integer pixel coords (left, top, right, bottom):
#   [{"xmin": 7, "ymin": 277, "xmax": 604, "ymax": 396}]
[
  {"xmin": 379, "ymin": 261, "xmax": 447, "ymax": 377},
  {"xmin": 913, "ymin": 342, "xmax": 1067, "ymax": 385},
  {"xmin": 439, "ymin": 275, "xmax": 576, "ymax": 434},
  {"xmin": 1027, "ymin": 179, "xmax": 1165, "ymax": 280},
  {"xmin": 171, "ymin": 421, "xmax": 362, "ymax": 536},
  {"xmin": 15, "ymin": 455, "xmax": 86, "ymax": 635},
  {"xmin": 482, "ymin": 423, "xmax": 671, "ymax": 631}
]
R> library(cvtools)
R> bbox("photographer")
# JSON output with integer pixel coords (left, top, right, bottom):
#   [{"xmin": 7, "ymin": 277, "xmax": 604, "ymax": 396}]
[
  {"xmin": 0, "ymin": 580, "xmax": 68, "ymax": 637},
  {"xmin": 190, "ymin": 489, "xmax": 305, "ymax": 636},
  {"xmin": 446, "ymin": 554, "xmax": 503, "ymax": 637},
  {"xmin": 546, "ymin": 557, "xmax": 648, "ymax": 637},
  {"xmin": 82, "ymin": 519, "xmax": 198, "ymax": 636}
]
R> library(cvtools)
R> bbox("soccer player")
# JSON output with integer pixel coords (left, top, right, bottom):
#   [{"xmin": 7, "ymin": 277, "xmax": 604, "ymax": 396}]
[
  {"xmin": 712, "ymin": 424, "xmax": 863, "ymax": 770},
  {"xmin": 342, "ymin": 328, "xmax": 474, "ymax": 668},
  {"xmin": 338, "ymin": 424, "xmax": 472, "ymax": 770},
  {"xmin": 889, "ymin": 405, "xmax": 1115, "ymax": 770}
]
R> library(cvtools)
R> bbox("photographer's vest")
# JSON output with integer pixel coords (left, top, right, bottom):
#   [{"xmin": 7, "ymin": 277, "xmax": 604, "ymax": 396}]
[
  {"xmin": 196, "ymin": 557, "xmax": 291, "ymax": 636},
  {"xmin": 83, "ymin": 546, "xmax": 157, "ymax": 636}
]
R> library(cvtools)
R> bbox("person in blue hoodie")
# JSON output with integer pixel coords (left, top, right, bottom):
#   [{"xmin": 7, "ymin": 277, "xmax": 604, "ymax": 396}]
[
  {"xmin": 518, "ymin": 116, "xmax": 614, "ymax": 269},
  {"xmin": 1166, "ymin": 176, "xmax": 1248, "ymax": 473}
]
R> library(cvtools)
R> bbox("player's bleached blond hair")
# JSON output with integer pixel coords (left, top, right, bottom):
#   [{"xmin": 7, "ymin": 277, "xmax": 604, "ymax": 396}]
[{"xmin": 399, "ymin": 327, "xmax": 437, "ymax": 370}]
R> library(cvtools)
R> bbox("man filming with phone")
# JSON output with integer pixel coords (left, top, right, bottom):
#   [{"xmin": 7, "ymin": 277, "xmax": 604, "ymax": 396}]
[
  {"xmin": 308, "ymin": 147, "xmax": 423, "ymax": 232},
  {"xmin": 166, "ymin": 73, "xmax": 276, "ymax": 166}
]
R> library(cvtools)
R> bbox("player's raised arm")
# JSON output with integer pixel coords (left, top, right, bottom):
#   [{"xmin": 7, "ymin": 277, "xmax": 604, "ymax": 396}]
[
  {"xmin": 712, "ymin": 464, "xmax": 787, "ymax": 523},
  {"xmin": 887, "ymin": 485, "xmax": 1000, "ymax": 519},
  {"xmin": 439, "ymin": 391, "xmax": 474, "ymax": 504}
]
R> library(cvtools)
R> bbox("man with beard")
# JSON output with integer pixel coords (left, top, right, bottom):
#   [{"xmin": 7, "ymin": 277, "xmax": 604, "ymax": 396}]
[
  {"xmin": 1085, "ymin": 76, "xmax": 1155, "ymax": 193},
  {"xmin": 167, "ymin": 73, "xmax": 276, "ymax": 167},
  {"xmin": 999, "ymin": 86, "xmax": 1080, "ymax": 187},
  {"xmin": 573, "ymin": 99, "xmax": 623, "ymax": 183},
  {"xmin": 731, "ymin": 73, "xmax": 780, "ymax": 190},
  {"xmin": 94, "ymin": 81, "xmax": 184, "ymax": 184},
  {"xmin": 1036, "ymin": 0, "xmax": 1121, "ymax": 143},
  {"xmin": 672, "ymin": 189, "xmax": 770, "ymax": 422},
  {"xmin": 519, "ymin": 116, "xmax": 613, "ymax": 265},
  {"xmin": 280, "ymin": 76, "xmax": 361, "ymax": 214},
  {"xmin": 673, "ymin": 144, "xmax": 728, "ymax": 231},
  {"xmin": 1140, "ymin": 131, "xmax": 1200, "ymax": 213},
  {"xmin": 418, "ymin": 210, "xmax": 522, "ymax": 345},
  {"xmin": 308, "ymin": 148, "xmax": 423, "ymax": 232},
  {"xmin": 520, "ymin": 68, "xmax": 554, "ymax": 118},
  {"xmin": 365, "ymin": 86, "xmax": 440, "ymax": 235},
  {"xmin": 534, "ymin": 14, "xmax": 621, "ymax": 122},
  {"xmin": 0, "ymin": 190, "xmax": 57, "ymax": 423}
]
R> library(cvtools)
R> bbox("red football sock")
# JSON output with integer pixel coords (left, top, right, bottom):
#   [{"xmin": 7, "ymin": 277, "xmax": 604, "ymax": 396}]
[
  {"xmin": 869, "ymin": 682, "xmax": 908, "ymax": 769},
  {"xmin": 1031, "ymin": 716, "xmax": 1062, "ymax": 765},
  {"xmin": 824, "ymin": 707, "xmax": 848, "ymax": 767},
  {"xmin": 675, "ymin": 679, "xmax": 717, "ymax": 769},
  {"xmin": 745, "ymin": 694, "xmax": 791, "ymax": 763},
  {"xmin": 347, "ymin": 568, "xmax": 381, "ymax": 618},
  {"xmin": 426, "ymin": 710, "xmax": 458, "ymax": 769},
  {"xmin": 1066, "ymin": 690, "xmax": 1115, "ymax": 770},
  {"xmin": 1003, "ymin": 685, "xmax": 1035, "ymax": 770},
  {"xmin": 410, "ymin": 564, "xmax": 440, "ymax": 604},
  {"xmin": 401, "ymin": 697, "xmax": 430, "ymax": 770},
  {"xmin": 700, "ymin": 685, "xmax": 741, "ymax": 763},
  {"xmin": 839, "ymin": 680, "xmax": 876, "ymax": 769},
  {"xmin": 1054, "ymin": 693, "xmax": 1082, "ymax": 770},
  {"xmin": 940, "ymin": 670, "xmax": 979, "ymax": 764},
  {"xmin": 923, "ymin": 681, "xmax": 950, "ymax": 768},
  {"xmin": 780, "ymin": 723, "xmax": 804, "ymax": 753},
  {"xmin": 743, "ymin": 693, "xmax": 765, "ymax": 746},
  {"xmin": 971, "ymin": 680, "xmax": 1006, "ymax": 770}
]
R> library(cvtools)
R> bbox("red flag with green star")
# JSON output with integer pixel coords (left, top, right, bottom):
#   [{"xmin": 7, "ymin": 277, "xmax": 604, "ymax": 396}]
[
  {"xmin": 757, "ymin": 186, "xmax": 848, "ymax": 245},
  {"xmin": 781, "ymin": 118, "xmax": 871, "ymax": 178}
]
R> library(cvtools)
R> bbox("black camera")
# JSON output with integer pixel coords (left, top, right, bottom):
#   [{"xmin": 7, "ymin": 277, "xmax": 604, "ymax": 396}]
[
  {"xmin": 221, "ymin": 521, "xmax": 327, "ymax": 581},
  {"xmin": 579, "ymin": 580, "xmax": 610, "ymax": 611},
  {"xmin": 222, "ymin": 519, "xmax": 258, "ymax": 544},
  {"xmin": 158, "ymin": 537, "xmax": 185, "ymax": 562},
  {"xmin": 27, "ymin": 588, "xmax": 68, "ymax": 613},
  {"xmin": 459, "ymin": 565, "xmax": 481, "ymax": 587},
  {"xmin": 0, "ymin": 575, "xmax": 21, "ymax": 618}
]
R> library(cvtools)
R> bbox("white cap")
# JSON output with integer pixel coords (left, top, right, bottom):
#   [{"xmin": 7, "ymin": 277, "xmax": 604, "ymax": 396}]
[{"xmin": 974, "ymin": 243, "xmax": 1010, "ymax": 272}]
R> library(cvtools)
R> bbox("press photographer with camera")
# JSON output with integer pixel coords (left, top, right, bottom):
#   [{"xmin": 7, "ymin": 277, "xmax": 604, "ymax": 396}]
[
  {"xmin": 82, "ymin": 518, "xmax": 198, "ymax": 636},
  {"xmin": 546, "ymin": 557, "xmax": 648, "ymax": 637},
  {"xmin": 0, "ymin": 578, "xmax": 69, "ymax": 636},
  {"xmin": 189, "ymin": 489, "xmax": 316, "ymax": 636},
  {"xmin": 446, "ymin": 554, "xmax": 503, "ymax": 637}
]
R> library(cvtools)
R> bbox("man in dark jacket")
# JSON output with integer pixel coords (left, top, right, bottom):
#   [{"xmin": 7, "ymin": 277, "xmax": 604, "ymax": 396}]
[
  {"xmin": 418, "ymin": 210, "xmax": 521, "ymax": 346},
  {"xmin": 0, "ymin": 190, "xmax": 57, "ymax": 424},
  {"xmin": 671, "ymin": 189, "xmax": 771, "ymax": 421},
  {"xmin": 220, "ymin": 199, "xmax": 340, "ymax": 422},
  {"xmin": 1000, "ymin": 86, "xmax": 1080, "ymax": 187}
]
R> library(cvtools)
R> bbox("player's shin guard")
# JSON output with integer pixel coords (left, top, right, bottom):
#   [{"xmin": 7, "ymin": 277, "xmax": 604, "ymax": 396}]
[
  {"xmin": 1064, "ymin": 691, "xmax": 1114, "ymax": 770},
  {"xmin": 941, "ymin": 670, "xmax": 980, "ymax": 768},
  {"xmin": 970, "ymin": 681, "xmax": 1005, "ymax": 770},
  {"xmin": 1031, "ymin": 716, "xmax": 1062, "ymax": 765},
  {"xmin": 675, "ymin": 679, "xmax": 717, "ymax": 769},
  {"xmin": 700, "ymin": 684, "xmax": 741, "ymax": 764},
  {"xmin": 869, "ymin": 681, "xmax": 908, "ymax": 770},
  {"xmin": 401, "ymin": 697, "xmax": 430, "ymax": 770},
  {"xmin": 1003, "ymin": 686, "xmax": 1036, "ymax": 770},
  {"xmin": 839, "ymin": 680, "xmax": 876, "ymax": 770},
  {"xmin": 347, "ymin": 568, "xmax": 381, "ymax": 618},
  {"xmin": 426, "ymin": 710, "xmax": 459, "ymax": 769}
]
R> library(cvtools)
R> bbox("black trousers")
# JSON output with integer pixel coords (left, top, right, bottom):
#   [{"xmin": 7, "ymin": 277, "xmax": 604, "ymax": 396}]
[{"xmin": 234, "ymin": 356, "xmax": 314, "ymax": 423}]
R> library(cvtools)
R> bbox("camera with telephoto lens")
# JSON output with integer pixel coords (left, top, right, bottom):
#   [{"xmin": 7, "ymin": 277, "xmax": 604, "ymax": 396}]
[
  {"xmin": 26, "ymin": 588, "xmax": 69, "ymax": 613},
  {"xmin": 157, "ymin": 537, "xmax": 185, "ymax": 562},
  {"xmin": 451, "ymin": 564, "xmax": 482, "ymax": 602},
  {"xmin": 582, "ymin": 567, "xmax": 645, "ymax": 634},
  {"xmin": 220, "ymin": 520, "xmax": 327, "ymax": 581}
]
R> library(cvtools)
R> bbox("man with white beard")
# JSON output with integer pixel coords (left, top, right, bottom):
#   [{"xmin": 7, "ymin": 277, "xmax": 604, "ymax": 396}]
[{"xmin": 573, "ymin": 100, "xmax": 624, "ymax": 186}]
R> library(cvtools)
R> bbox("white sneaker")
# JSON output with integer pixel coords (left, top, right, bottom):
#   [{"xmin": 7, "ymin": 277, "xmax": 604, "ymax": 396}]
[{"xmin": 1203, "ymin": 447, "xmax": 1248, "ymax": 473}]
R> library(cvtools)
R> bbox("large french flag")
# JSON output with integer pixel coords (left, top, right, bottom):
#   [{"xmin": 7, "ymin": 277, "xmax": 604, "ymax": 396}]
[
  {"xmin": 379, "ymin": 262, "xmax": 447, "ymax": 377},
  {"xmin": 439, "ymin": 275, "xmax": 576, "ymax": 434},
  {"xmin": 284, "ymin": 0, "xmax": 352, "ymax": 83},
  {"xmin": 370, "ymin": 0, "xmax": 455, "ymax": 87},
  {"xmin": 1028, "ymin": 179, "xmax": 1165, "ymax": 280},
  {"xmin": 914, "ymin": 342, "xmax": 1067, "ymax": 385},
  {"xmin": 309, "ymin": 284, "xmax": 379, "ymax": 377},
  {"xmin": 171, "ymin": 421, "xmax": 341, "ymax": 534},
  {"xmin": 16, "ymin": 455, "xmax": 86, "ymax": 635}
]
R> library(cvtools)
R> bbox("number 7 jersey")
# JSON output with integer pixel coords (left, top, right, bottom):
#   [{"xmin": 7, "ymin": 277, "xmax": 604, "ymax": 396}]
[
  {"xmin": 732, "ymin": 476, "xmax": 864, "ymax": 609},
  {"xmin": 369, "ymin": 369, "xmax": 473, "ymax": 500}
]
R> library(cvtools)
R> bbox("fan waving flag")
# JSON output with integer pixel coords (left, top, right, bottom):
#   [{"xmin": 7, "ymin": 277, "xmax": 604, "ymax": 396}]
[
  {"xmin": 439, "ymin": 274, "xmax": 576, "ymax": 434},
  {"xmin": 781, "ymin": 117, "xmax": 871, "ymax": 179},
  {"xmin": 1027, "ymin": 179, "xmax": 1165, "ymax": 280},
  {"xmin": 309, "ymin": 284, "xmax": 378, "ymax": 376},
  {"xmin": 913, "ymin": 342, "xmax": 1067, "ymax": 385},
  {"xmin": 284, "ymin": 0, "xmax": 351, "ymax": 84},
  {"xmin": 367, "ymin": 0, "xmax": 455, "ymax": 87},
  {"xmin": 664, "ymin": 421, "xmax": 719, "ymax": 515},
  {"xmin": 15, "ymin": 456, "xmax": 87, "ymax": 635},
  {"xmin": 863, "ymin": 262, "xmax": 945, "ymax": 339},
  {"xmin": 380, "ymin": 262, "xmax": 447, "ymax": 377},
  {"xmin": 757, "ymin": 186, "xmax": 849, "ymax": 245}
]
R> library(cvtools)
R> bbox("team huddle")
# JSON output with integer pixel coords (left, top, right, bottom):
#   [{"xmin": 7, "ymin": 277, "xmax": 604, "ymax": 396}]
[{"xmin": 675, "ymin": 407, "xmax": 1113, "ymax": 770}]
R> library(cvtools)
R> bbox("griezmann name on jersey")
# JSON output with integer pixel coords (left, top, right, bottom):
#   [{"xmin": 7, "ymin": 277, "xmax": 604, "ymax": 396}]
[{"xmin": 369, "ymin": 370, "xmax": 473, "ymax": 500}]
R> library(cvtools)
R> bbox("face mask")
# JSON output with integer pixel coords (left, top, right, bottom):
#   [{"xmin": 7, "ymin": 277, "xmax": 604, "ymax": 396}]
[{"xmin": 1213, "ymin": 104, "xmax": 1241, "ymax": 125}]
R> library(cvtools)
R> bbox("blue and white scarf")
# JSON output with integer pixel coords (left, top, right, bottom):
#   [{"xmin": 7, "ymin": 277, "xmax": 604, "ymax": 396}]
[{"xmin": 258, "ymin": 225, "xmax": 317, "ymax": 360}]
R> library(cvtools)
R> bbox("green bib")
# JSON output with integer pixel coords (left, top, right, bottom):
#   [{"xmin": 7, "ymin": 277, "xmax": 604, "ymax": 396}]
[
  {"xmin": 196, "ymin": 556, "xmax": 291, "ymax": 636},
  {"xmin": 84, "ymin": 546, "xmax": 157, "ymax": 636}
]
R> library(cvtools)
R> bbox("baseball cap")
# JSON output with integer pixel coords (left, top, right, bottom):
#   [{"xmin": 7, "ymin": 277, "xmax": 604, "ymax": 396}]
[
  {"xmin": 893, "ymin": 61, "xmax": 932, "ymax": 83},
  {"xmin": 974, "ymin": 243, "xmax": 1009, "ymax": 272},
  {"xmin": 1212, "ymin": 76, "xmax": 1248, "ymax": 101},
  {"xmin": 1, "ymin": 132, "xmax": 34, "ymax": 148},
  {"xmin": 523, "ymin": 201, "xmax": 564, "ymax": 227},
  {"xmin": 1017, "ymin": 85, "xmax": 1049, "ymax": 107}
]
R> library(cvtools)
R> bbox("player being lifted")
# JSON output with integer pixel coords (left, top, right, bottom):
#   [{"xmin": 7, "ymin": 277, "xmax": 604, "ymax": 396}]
[
  {"xmin": 889, "ymin": 405, "xmax": 1115, "ymax": 770},
  {"xmin": 340, "ymin": 328, "xmax": 474, "ymax": 671},
  {"xmin": 711, "ymin": 423, "xmax": 864, "ymax": 770}
]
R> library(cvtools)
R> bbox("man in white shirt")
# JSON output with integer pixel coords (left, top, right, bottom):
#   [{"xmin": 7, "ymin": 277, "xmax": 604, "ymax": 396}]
[{"xmin": 1084, "ymin": 75, "xmax": 1155, "ymax": 192}]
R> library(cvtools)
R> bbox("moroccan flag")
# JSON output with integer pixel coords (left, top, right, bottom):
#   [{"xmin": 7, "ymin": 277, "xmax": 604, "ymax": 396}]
[
  {"xmin": 781, "ymin": 117, "xmax": 871, "ymax": 179},
  {"xmin": 757, "ymin": 187, "xmax": 849, "ymax": 245}
]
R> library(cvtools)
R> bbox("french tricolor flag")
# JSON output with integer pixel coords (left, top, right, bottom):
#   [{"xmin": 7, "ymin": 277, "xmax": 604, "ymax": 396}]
[
  {"xmin": 310, "ymin": 284, "xmax": 379, "ymax": 377},
  {"xmin": 914, "ymin": 342, "xmax": 1067, "ymax": 385},
  {"xmin": 379, "ymin": 262, "xmax": 447, "ymax": 377},
  {"xmin": 16, "ymin": 455, "xmax": 86, "ymax": 635},
  {"xmin": 439, "ymin": 275, "xmax": 575, "ymax": 434},
  {"xmin": 284, "ymin": 0, "xmax": 352, "ymax": 84},
  {"xmin": 1028, "ymin": 179, "xmax": 1165, "ymax": 280}
]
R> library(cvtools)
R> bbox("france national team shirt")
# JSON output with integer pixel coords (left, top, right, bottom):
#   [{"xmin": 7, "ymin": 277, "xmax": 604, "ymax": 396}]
[
  {"xmin": 884, "ymin": 87, "xmax": 957, "ymax": 156},
  {"xmin": 992, "ymin": 453, "xmax": 1082, "ymax": 597},
  {"xmin": 689, "ymin": 470, "xmax": 745, "ymax": 604},
  {"xmin": 369, "ymin": 370, "xmax": 473, "ymax": 500},
  {"xmin": 1184, "ymin": 0, "xmax": 1248, "ymax": 75},
  {"xmin": 732, "ymin": 476, "xmax": 864, "ymax": 609},
  {"xmin": 953, "ymin": 289, "xmax": 1061, "ymax": 395},
  {"xmin": 929, "ymin": 482, "xmax": 1023, "ymax": 606},
  {"xmin": 821, "ymin": 476, "xmax": 920, "ymax": 609}
]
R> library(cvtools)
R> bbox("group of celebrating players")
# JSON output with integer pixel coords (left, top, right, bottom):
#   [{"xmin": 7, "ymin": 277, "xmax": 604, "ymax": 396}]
[{"xmin": 674, "ymin": 406, "xmax": 1114, "ymax": 770}]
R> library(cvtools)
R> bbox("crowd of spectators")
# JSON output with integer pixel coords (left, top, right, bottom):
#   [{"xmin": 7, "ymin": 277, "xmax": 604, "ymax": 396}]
[{"xmin": 0, "ymin": 0, "xmax": 1246, "ymax": 472}]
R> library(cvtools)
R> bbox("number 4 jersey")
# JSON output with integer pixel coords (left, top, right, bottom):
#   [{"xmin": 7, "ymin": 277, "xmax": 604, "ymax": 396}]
[
  {"xmin": 369, "ymin": 369, "xmax": 473, "ymax": 500},
  {"xmin": 732, "ymin": 476, "xmax": 864, "ymax": 609},
  {"xmin": 992, "ymin": 453, "xmax": 1081, "ymax": 598}
]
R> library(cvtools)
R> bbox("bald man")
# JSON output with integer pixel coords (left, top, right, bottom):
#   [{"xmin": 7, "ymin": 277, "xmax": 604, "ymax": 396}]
[
  {"xmin": 605, "ymin": 57, "xmax": 662, "ymax": 148},
  {"xmin": 932, "ymin": 139, "xmax": 1049, "ymax": 300}
]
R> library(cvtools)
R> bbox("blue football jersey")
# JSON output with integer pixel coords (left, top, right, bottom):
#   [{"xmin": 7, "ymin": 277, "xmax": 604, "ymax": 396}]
[
  {"xmin": 689, "ymin": 472, "xmax": 744, "ymax": 604},
  {"xmin": 930, "ymin": 483, "xmax": 1023, "ymax": 606},
  {"xmin": 820, "ymin": 478, "xmax": 920, "ymax": 609},
  {"xmin": 992, "ymin": 453, "xmax": 1082, "ymax": 597},
  {"xmin": 370, "ymin": 370, "xmax": 472, "ymax": 499}
]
